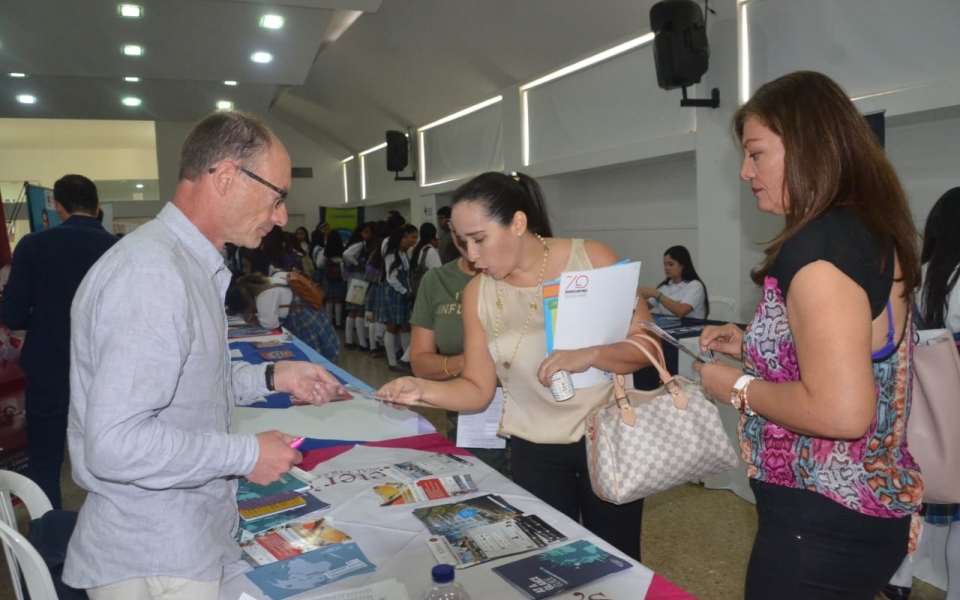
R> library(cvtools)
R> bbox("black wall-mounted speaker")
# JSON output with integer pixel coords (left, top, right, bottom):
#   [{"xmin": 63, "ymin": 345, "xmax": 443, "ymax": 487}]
[
  {"xmin": 385, "ymin": 130, "xmax": 408, "ymax": 172},
  {"xmin": 650, "ymin": 0, "xmax": 710, "ymax": 90}
]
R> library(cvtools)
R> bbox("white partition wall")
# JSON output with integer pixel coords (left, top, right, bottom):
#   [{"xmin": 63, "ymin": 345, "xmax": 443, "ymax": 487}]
[
  {"xmin": 420, "ymin": 102, "xmax": 504, "ymax": 186},
  {"xmin": 524, "ymin": 43, "xmax": 695, "ymax": 166},
  {"xmin": 745, "ymin": 0, "xmax": 960, "ymax": 101}
]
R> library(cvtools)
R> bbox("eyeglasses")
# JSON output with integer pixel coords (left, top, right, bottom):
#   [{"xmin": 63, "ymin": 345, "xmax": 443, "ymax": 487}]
[{"xmin": 208, "ymin": 163, "xmax": 287, "ymax": 208}]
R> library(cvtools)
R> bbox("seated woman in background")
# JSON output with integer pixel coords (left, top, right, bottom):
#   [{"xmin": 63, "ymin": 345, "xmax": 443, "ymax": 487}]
[
  {"xmin": 227, "ymin": 249, "xmax": 340, "ymax": 363},
  {"xmin": 640, "ymin": 245, "xmax": 709, "ymax": 319}
]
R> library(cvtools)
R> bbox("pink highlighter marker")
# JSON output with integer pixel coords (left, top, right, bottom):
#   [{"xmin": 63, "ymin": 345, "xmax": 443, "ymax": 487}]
[{"xmin": 289, "ymin": 437, "xmax": 305, "ymax": 449}]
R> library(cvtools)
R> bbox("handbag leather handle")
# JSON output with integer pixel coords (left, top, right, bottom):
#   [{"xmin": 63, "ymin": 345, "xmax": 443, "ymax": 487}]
[{"xmin": 616, "ymin": 334, "xmax": 690, "ymax": 410}]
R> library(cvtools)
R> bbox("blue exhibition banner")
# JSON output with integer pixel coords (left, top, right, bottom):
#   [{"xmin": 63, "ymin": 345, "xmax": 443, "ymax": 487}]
[{"xmin": 25, "ymin": 184, "xmax": 62, "ymax": 233}]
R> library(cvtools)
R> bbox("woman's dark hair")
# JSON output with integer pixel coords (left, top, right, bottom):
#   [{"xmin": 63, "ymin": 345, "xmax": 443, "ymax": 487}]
[
  {"xmin": 657, "ymin": 245, "xmax": 710, "ymax": 319},
  {"xmin": 243, "ymin": 248, "xmax": 271, "ymax": 277},
  {"xmin": 346, "ymin": 222, "xmax": 373, "ymax": 248},
  {"xmin": 386, "ymin": 224, "xmax": 418, "ymax": 275},
  {"xmin": 260, "ymin": 226, "xmax": 285, "ymax": 268},
  {"xmin": 225, "ymin": 273, "xmax": 272, "ymax": 314},
  {"xmin": 733, "ymin": 71, "xmax": 919, "ymax": 294},
  {"xmin": 451, "ymin": 172, "xmax": 554, "ymax": 237},
  {"xmin": 283, "ymin": 231, "xmax": 305, "ymax": 257},
  {"xmin": 920, "ymin": 188, "xmax": 960, "ymax": 329},
  {"xmin": 323, "ymin": 230, "xmax": 345, "ymax": 258},
  {"xmin": 411, "ymin": 222, "xmax": 438, "ymax": 271}
]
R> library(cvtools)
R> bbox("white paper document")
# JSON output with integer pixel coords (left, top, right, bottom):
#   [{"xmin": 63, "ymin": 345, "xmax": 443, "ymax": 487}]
[
  {"xmin": 553, "ymin": 261, "xmax": 642, "ymax": 388},
  {"xmin": 300, "ymin": 578, "xmax": 410, "ymax": 600},
  {"xmin": 456, "ymin": 387, "xmax": 507, "ymax": 449}
]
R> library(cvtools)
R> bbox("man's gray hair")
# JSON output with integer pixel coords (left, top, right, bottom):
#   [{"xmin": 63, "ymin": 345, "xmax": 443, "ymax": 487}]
[{"xmin": 178, "ymin": 111, "xmax": 273, "ymax": 181}]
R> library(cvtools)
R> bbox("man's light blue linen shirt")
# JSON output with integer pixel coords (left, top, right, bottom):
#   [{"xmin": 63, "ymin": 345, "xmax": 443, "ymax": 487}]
[{"xmin": 64, "ymin": 203, "xmax": 270, "ymax": 588}]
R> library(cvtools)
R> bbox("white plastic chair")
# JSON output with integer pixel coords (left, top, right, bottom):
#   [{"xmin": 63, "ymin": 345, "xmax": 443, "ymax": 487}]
[
  {"xmin": 709, "ymin": 295, "xmax": 738, "ymax": 322},
  {"xmin": 0, "ymin": 520, "xmax": 58, "ymax": 600},
  {"xmin": 0, "ymin": 470, "xmax": 54, "ymax": 600}
]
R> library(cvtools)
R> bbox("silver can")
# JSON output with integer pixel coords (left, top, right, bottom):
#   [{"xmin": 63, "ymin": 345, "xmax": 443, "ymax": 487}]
[{"xmin": 550, "ymin": 370, "xmax": 576, "ymax": 401}]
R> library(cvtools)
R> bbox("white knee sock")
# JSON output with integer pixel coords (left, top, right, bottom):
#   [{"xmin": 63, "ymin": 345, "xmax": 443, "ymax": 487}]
[
  {"xmin": 367, "ymin": 324, "xmax": 378, "ymax": 351},
  {"xmin": 947, "ymin": 521, "xmax": 960, "ymax": 600},
  {"xmin": 376, "ymin": 322, "xmax": 386, "ymax": 343},
  {"xmin": 384, "ymin": 332, "xmax": 398, "ymax": 366},
  {"xmin": 344, "ymin": 317, "xmax": 355, "ymax": 345},
  {"xmin": 400, "ymin": 331, "xmax": 411, "ymax": 362},
  {"xmin": 334, "ymin": 303, "xmax": 343, "ymax": 326},
  {"xmin": 354, "ymin": 317, "xmax": 368, "ymax": 349}
]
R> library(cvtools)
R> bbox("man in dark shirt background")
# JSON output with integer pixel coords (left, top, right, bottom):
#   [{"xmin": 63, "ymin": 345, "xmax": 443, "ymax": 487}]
[{"xmin": 1, "ymin": 174, "xmax": 117, "ymax": 508}]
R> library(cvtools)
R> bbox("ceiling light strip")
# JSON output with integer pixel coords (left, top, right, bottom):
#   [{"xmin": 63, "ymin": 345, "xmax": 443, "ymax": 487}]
[
  {"xmin": 360, "ymin": 156, "xmax": 367, "ymax": 200},
  {"xmin": 419, "ymin": 96, "xmax": 502, "ymax": 133},
  {"xmin": 521, "ymin": 32, "xmax": 654, "ymax": 93},
  {"xmin": 359, "ymin": 142, "xmax": 387, "ymax": 156}
]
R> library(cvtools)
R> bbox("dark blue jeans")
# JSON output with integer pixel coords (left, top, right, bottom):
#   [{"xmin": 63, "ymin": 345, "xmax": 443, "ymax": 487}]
[
  {"xmin": 746, "ymin": 479, "xmax": 911, "ymax": 600},
  {"xmin": 25, "ymin": 377, "xmax": 69, "ymax": 510},
  {"xmin": 510, "ymin": 436, "xmax": 644, "ymax": 561}
]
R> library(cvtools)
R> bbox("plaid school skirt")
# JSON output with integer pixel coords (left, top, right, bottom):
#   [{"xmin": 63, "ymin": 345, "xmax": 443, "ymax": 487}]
[
  {"xmin": 925, "ymin": 503, "xmax": 960, "ymax": 525},
  {"xmin": 378, "ymin": 286, "xmax": 411, "ymax": 326},
  {"xmin": 284, "ymin": 296, "xmax": 341, "ymax": 363},
  {"xmin": 322, "ymin": 278, "xmax": 347, "ymax": 302},
  {"xmin": 365, "ymin": 282, "xmax": 381, "ymax": 313}
]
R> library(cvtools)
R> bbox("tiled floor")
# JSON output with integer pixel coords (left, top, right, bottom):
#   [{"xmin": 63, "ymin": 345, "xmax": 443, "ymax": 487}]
[{"xmin": 1, "ymin": 340, "xmax": 948, "ymax": 600}]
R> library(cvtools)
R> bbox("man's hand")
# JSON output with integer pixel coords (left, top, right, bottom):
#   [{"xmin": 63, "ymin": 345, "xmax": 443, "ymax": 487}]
[
  {"xmin": 245, "ymin": 430, "xmax": 302, "ymax": 485},
  {"xmin": 274, "ymin": 360, "xmax": 344, "ymax": 405}
]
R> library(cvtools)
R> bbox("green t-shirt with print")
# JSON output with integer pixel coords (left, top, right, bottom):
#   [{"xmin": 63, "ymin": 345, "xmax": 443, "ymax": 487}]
[{"xmin": 410, "ymin": 260, "xmax": 475, "ymax": 355}]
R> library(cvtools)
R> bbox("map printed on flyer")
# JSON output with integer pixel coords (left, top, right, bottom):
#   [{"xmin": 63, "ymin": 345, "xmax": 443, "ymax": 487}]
[
  {"xmin": 245, "ymin": 541, "xmax": 377, "ymax": 600},
  {"xmin": 413, "ymin": 494, "xmax": 566, "ymax": 568},
  {"xmin": 381, "ymin": 453, "xmax": 473, "ymax": 481},
  {"xmin": 374, "ymin": 474, "xmax": 478, "ymax": 506},
  {"xmin": 492, "ymin": 539, "xmax": 633, "ymax": 599}
]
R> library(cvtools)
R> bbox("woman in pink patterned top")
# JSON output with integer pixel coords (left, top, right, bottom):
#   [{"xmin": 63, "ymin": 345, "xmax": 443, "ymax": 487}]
[{"xmin": 694, "ymin": 71, "xmax": 923, "ymax": 600}]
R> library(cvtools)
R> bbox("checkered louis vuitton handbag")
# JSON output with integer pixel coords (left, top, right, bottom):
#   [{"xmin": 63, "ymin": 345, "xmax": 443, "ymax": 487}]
[{"xmin": 586, "ymin": 335, "xmax": 738, "ymax": 504}]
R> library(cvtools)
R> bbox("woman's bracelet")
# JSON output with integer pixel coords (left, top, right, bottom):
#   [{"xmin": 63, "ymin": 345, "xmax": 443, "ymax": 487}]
[
  {"xmin": 443, "ymin": 356, "xmax": 454, "ymax": 378},
  {"xmin": 656, "ymin": 291, "xmax": 664, "ymax": 303}
]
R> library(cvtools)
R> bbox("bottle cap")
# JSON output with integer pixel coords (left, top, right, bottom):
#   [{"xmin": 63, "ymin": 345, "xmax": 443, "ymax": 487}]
[{"xmin": 431, "ymin": 563, "xmax": 455, "ymax": 584}]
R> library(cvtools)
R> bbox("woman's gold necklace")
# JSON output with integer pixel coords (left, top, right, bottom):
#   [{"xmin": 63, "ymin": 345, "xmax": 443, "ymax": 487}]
[{"xmin": 493, "ymin": 234, "xmax": 549, "ymax": 434}]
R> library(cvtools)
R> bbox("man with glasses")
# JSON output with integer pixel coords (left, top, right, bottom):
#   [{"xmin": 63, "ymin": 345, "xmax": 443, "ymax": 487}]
[{"xmin": 64, "ymin": 111, "xmax": 345, "ymax": 600}]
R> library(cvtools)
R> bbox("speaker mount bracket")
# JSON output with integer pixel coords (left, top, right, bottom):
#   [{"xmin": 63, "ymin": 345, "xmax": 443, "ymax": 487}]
[
  {"xmin": 680, "ymin": 86, "xmax": 720, "ymax": 108},
  {"xmin": 394, "ymin": 172, "xmax": 417, "ymax": 182}
]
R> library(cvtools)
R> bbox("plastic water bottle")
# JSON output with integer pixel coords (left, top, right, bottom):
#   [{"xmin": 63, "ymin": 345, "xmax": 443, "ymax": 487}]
[{"xmin": 420, "ymin": 564, "xmax": 472, "ymax": 600}]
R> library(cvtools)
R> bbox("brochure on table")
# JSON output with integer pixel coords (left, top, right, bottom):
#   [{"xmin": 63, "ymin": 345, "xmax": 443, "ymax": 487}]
[
  {"xmin": 219, "ymin": 445, "xmax": 658, "ymax": 600},
  {"xmin": 545, "ymin": 261, "xmax": 641, "ymax": 389}
]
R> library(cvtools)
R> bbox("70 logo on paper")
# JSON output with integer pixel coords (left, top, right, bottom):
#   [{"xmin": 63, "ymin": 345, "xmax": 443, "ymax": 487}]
[{"xmin": 564, "ymin": 274, "xmax": 589, "ymax": 291}]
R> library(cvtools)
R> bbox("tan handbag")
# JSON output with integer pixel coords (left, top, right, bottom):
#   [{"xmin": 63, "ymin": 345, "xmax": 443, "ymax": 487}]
[
  {"xmin": 908, "ymin": 328, "xmax": 960, "ymax": 504},
  {"xmin": 585, "ymin": 335, "xmax": 739, "ymax": 504}
]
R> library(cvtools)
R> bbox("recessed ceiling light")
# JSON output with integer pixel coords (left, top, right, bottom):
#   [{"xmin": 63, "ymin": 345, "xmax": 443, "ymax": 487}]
[
  {"xmin": 224, "ymin": 80, "xmax": 238, "ymax": 86},
  {"xmin": 217, "ymin": 101, "xmax": 234, "ymax": 110},
  {"xmin": 135, "ymin": 183, "xmax": 144, "ymax": 189},
  {"xmin": 119, "ymin": 4, "xmax": 143, "ymax": 18},
  {"xmin": 122, "ymin": 96, "xmax": 142, "ymax": 107},
  {"xmin": 9, "ymin": 73, "xmax": 26, "ymax": 78},
  {"xmin": 251, "ymin": 52, "xmax": 272, "ymax": 64},
  {"xmin": 124, "ymin": 76, "xmax": 140, "ymax": 82},
  {"xmin": 260, "ymin": 15, "xmax": 284, "ymax": 29},
  {"xmin": 122, "ymin": 45, "xmax": 144, "ymax": 56},
  {"xmin": 16, "ymin": 94, "xmax": 36, "ymax": 104}
]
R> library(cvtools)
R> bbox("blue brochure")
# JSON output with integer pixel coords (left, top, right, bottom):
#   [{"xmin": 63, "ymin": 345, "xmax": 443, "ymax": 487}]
[{"xmin": 245, "ymin": 542, "xmax": 376, "ymax": 600}]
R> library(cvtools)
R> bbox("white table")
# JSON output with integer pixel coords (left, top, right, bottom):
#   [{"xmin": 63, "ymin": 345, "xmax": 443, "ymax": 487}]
[{"xmin": 221, "ymin": 335, "xmax": 695, "ymax": 600}]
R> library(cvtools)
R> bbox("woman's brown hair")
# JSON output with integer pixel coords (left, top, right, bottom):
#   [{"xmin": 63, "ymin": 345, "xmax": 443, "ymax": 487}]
[{"xmin": 733, "ymin": 71, "xmax": 919, "ymax": 293}]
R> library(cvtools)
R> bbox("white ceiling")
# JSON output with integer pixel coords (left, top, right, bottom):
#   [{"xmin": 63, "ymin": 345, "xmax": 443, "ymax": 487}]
[{"xmin": 0, "ymin": 0, "xmax": 658, "ymax": 155}]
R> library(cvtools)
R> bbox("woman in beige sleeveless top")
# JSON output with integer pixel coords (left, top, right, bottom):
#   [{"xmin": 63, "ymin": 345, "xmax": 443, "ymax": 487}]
[{"xmin": 379, "ymin": 172, "xmax": 656, "ymax": 561}]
